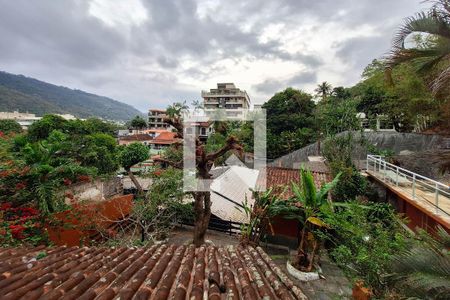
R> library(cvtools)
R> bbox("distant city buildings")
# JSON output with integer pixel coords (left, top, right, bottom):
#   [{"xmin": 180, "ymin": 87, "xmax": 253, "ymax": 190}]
[
  {"xmin": 201, "ymin": 83, "xmax": 251, "ymax": 110},
  {"xmin": 0, "ymin": 110, "xmax": 78, "ymax": 130}
]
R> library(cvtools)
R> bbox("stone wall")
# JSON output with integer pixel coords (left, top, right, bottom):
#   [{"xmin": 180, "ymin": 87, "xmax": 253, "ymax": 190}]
[{"xmin": 270, "ymin": 131, "xmax": 449, "ymax": 168}]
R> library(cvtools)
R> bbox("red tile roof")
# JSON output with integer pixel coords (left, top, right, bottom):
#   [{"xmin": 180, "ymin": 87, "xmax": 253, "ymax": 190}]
[
  {"xmin": 258, "ymin": 167, "xmax": 331, "ymax": 199},
  {"xmin": 0, "ymin": 244, "xmax": 307, "ymax": 299},
  {"xmin": 119, "ymin": 134, "xmax": 153, "ymax": 141},
  {"xmin": 150, "ymin": 131, "xmax": 180, "ymax": 145}
]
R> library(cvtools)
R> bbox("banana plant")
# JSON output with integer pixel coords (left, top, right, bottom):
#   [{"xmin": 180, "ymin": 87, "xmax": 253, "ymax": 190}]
[{"xmin": 290, "ymin": 169, "xmax": 341, "ymax": 272}]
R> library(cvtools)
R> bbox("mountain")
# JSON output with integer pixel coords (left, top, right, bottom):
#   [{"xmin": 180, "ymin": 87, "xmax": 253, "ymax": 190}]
[{"xmin": 0, "ymin": 71, "xmax": 144, "ymax": 121}]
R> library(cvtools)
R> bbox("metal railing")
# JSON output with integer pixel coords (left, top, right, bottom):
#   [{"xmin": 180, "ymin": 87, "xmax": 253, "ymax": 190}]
[{"xmin": 366, "ymin": 154, "xmax": 450, "ymax": 216}]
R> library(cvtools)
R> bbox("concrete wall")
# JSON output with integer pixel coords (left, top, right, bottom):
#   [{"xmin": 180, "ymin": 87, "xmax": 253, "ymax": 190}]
[
  {"xmin": 271, "ymin": 131, "xmax": 449, "ymax": 168},
  {"xmin": 64, "ymin": 177, "xmax": 123, "ymax": 203}
]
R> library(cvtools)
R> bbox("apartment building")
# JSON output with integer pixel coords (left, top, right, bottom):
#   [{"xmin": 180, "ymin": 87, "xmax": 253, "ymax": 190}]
[
  {"xmin": 148, "ymin": 109, "xmax": 170, "ymax": 129},
  {"xmin": 201, "ymin": 83, "xmax": 250, "ymax": 110}
]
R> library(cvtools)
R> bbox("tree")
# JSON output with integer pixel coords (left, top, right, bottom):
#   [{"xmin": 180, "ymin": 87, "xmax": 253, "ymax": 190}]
[
  {"xmin": 386, "ymin": 0, "xmax": 450, "ymax": 97},
  {"xmin": 315, "ymin": 98, "xmax": 360, "ymax": 135},
  {"xmin": 0, "ymin": 120, "xmax": 22, "ymax": 134},
  {"xmin": 27, "ymin": 114, "xmax": 67, "ymax": 141},
  {"xmin": 119, "ymin": 142, "xmax": 149, "ymax": 196},
  {"xmin": 157, "ymin": 102, "xmax": 242, "ymax": 246},
  {"xmin": 314, "ymin": 81, "xmax": 332, "ymax": 101},
  {"xmin": 262, "ymin": 88, "xmax": 316, "ymax": 158},
  {"xmin": 78, "ymin": 133, "xmax": 119, "ymax": 174},
  {"xmin": 130, "ymin": 116, "xmax": 147, "ymax": 130}
]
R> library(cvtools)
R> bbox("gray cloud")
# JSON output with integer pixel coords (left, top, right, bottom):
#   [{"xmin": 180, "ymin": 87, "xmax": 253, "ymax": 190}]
[
  {"xmin": 0, "ymin": 0, "xmax": 428, "ymax": 110},
  {"xmin": 253, "ymin": 71, "xmax": 317, "ymax": 95}
]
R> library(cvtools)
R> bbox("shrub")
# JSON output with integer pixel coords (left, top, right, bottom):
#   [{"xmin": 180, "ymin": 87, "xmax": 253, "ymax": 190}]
[{"xmin": 321, "ymin": 202, "xmax": 408, "ymax": 295}]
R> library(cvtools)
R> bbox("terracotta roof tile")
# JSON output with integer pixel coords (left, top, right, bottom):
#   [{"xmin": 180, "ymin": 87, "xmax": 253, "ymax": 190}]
[
  {"xmin": 258, "ymin": 167, "xmax": 331, "ymax": 199},
  {"xmin": 0, "ymin": 244, "xmax": 307, "ymax": 299},
  {"xmin": 119, "ymin": 134, "xmax": 153, "ymax": 142},
  {"xmin": 150, "ymin": 132, "xmax": 180, "ymax": 145}
]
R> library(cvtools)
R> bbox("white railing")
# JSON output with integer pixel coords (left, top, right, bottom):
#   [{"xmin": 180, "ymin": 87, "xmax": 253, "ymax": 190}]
[{"xmin": 366, "ymin": 154, "xmax": 450, "ymax": 216}]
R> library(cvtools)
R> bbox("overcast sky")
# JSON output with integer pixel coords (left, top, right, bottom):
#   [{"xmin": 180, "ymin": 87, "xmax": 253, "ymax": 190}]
[{"xmin": 0, "ymin": 0, "xmax": 428, "ymax": 111}]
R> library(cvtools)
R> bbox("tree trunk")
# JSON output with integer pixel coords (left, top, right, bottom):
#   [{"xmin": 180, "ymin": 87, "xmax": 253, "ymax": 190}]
[
  {"xmin": 193, "ymin": 191, "xmax": 211, "ymax": 247},
  {"xmin": 126, "ymin": 168, "xmax": 144, "ymax": 197}
]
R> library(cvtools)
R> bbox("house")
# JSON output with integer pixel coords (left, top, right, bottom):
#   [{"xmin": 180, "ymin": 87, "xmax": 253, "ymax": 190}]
[
  {"xmin": 149, "ymin": 131, "xmax": 180, "ymax": 150},
  {"xmin": 118, "ymin": 134, "xmax": 153, "ymax": 147},
  {"xmin": 184, "ymin": 120, "xmax": 214, "ymax": 142},
  {"xmin": 0, "ymin": 244, "xmax": 307, "ymax": 299}
]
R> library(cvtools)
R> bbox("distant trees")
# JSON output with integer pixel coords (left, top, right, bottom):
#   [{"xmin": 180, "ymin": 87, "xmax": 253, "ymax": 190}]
[
  {"xmin": 28, "ymin": 115, "xmax": 119, "ymax": 141},
  {"xmin": 130, "ymin": 115, "xmax": 147, "ymax": 130},
  {"xmin": 314, "ymin": 81, "xmax": 332, "ymax": 101},
  {"xmin": 0, "ymin": 119, "xmax": 22, "ymax": 134}
]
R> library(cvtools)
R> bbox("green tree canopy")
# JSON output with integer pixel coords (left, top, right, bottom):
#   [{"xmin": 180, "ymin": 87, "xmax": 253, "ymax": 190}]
[
  {"xmin": 119, "ymin": 142, "xmax": 149, "ymax": 170},
  {"xmin": 0, "ymin": 119, "xmax": 23, "ymax": 134},
  {"xmin": 130, "ymin": 115, "xmax": 147, "ymax": 129},
  {"xmin": 262, "ymin": 87, "xmax": 316, "ymax": 158}
]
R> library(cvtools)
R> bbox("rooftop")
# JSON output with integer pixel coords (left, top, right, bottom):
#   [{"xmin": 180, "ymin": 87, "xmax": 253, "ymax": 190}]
[
  {"xmin": 0, "ymin": 244, "xmax": 307, "ymax": 299},
  {"xmin": 258, "ymin": 167, "xmax": 331, "ymax": 199},
  {"xmin": 149, "ymin": 131, "xmax": 180, "ymax": 145},
  {"xmin": 119, "ymin": 134, "xmax": 153, "ymax": 141}
]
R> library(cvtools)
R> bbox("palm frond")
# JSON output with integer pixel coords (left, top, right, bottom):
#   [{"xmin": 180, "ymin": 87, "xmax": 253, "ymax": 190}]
[
  {"xmin": 430, "ymin": 63, "xmax": 450, "ymax": 95},
  {"xmin": 393, "ymin": 12, "xmax": 450, "ymax": 50},
  {"xmin": 390, "ymin": 244, "xmax": 450, "ymax": 299}
]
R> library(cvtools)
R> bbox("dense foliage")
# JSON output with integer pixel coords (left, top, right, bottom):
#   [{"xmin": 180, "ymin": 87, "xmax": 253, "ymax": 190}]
[
  {"xmin": 130, "ymin": 115, "xmax": 147, "ymax": 129},
  {"xmin": 322, "ymin": 134, "xmax": 368, "ymax": 200},
  {"xmin": 321, "ymin": 202, "xmax": 409, "ymax": 296},
  {"xmin": 262, "ymin": 88, "xmax": 316, "ymax": 158},
  {"xmin": 0, "ymin": 115, "xmax": 121, "ymax": 217},
  {"xmin": 0, "ymin": 119, "xmax": 22, "ymax": 134}
]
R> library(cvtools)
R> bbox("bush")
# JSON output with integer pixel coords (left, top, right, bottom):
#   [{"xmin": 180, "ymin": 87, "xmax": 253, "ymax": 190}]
[
  {"xmin": 323, "ymin": 133, "xmax": 368, "ymax": 200},
  {"xmin": 321, "ymin": 202, "xmax": 409, "ymax": 295},
  {"xmin": 0, "ymin": 119, "xmax": 22, "ymax": 135},
  {"xmin": 0, "ymin": 202, "xmax": 49, "ymax": 247}
]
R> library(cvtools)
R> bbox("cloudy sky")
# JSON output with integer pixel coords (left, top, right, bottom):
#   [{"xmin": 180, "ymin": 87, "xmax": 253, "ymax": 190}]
[{"xmin": 0, "ymin": 0, "xmax": 428, "ymax": 111}]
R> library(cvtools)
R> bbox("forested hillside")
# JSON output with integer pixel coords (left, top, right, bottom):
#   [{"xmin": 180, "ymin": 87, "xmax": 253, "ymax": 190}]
[{"xmin": 0, "ymin": 71, "xmax": 143, "ymax": 121}]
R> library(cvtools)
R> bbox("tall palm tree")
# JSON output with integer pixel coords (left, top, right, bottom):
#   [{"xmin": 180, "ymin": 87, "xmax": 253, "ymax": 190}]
[
  {"xmin": 314, "ymin": 81, "xmax": 332, "ymax": 101},
  {"xmin": 386, "ymin": 0, "xmax": 450, "ymax": 96}
]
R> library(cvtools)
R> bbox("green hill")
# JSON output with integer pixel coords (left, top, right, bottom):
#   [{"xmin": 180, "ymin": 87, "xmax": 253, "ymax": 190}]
[{"xmin": 0, "ymin": 71, "xmax": 144, "ymax": 121}]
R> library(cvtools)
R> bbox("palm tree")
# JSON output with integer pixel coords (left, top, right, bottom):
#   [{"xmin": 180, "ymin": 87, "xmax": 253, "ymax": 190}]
[
  {"xmin": 386, "ymin": 0, "xmax": 450, "ymax": 96},
  {"xmin": 290, "ymin": 169, "xmax": 340, "ymax": 271},
  {"xmin": 388, "ymin": 226, "xmax": 450, "ymax": 299},
  {"xmin": 314, "ymin": 81, "xmax": 332, "ymax": 101}
]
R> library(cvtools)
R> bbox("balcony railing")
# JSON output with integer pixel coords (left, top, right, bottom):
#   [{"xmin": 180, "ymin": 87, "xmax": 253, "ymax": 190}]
[{"xmin": 366, "ymin": 154, "xmax": 450, "ymax": 216}]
